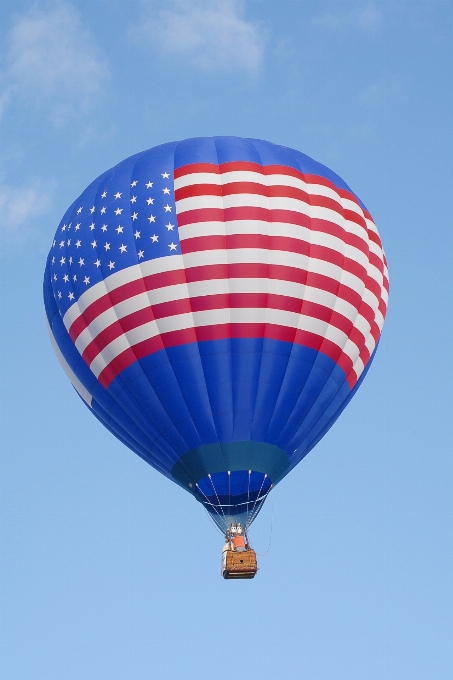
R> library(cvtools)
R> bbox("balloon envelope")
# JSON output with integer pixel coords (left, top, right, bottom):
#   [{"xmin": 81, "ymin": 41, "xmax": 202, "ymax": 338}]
[{"xmin": 44, "ymin": 137, "xmax": 388, "ymax": 531}]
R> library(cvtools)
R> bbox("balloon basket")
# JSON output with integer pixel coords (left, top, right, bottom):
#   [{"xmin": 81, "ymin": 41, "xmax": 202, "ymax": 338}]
[{"xmin": 222, "ymin": 549, "xmax": 258, "ymax": 579}]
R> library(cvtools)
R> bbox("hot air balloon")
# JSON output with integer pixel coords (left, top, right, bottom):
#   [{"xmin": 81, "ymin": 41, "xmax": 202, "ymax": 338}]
[{"xmin": 44, "ymin": 137, "xmax": 388, "ymax": 578}]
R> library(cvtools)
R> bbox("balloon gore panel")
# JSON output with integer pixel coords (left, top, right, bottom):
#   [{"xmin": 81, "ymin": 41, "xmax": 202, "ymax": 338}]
[{"xmin": 44, "ymin": 136, "xmax": 388, "ymax": 529}]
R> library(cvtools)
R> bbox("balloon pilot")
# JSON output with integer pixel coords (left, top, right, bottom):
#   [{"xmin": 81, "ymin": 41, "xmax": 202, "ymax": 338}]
[{"xmin": 221, "ymin": 523, "xmax": 258, "ymax": 579}]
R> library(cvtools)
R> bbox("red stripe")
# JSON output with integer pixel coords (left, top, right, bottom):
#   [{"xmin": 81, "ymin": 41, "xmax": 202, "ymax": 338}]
[
  {"xmin": 69, "ymin": 262, "xmax": 378, "ymax": 343},
  {"xmin": 175, "ymin": 182, "xmax": 366, "ymax": 227},
  {"xmin": 98, "ymin": 322, "xmax": 356, "ymax": 389},
  {"xmin": 177, "ymin": 205, "xmax": 379, "ymax": 263},
  {"xmin": 174, "ymin": 162, "xmax": 365, "ymax": 213},
  {"xmin": 69, "ymin": 269, "xmax": 189, "ymax": 340},
  {"xmin": 367, "ymin": 229, "xmax": 383, "ymax": 249},
  {"xmin": 180, "ymin": 233, "xmax": 370, "ymax": 286},
  {"xmin": 82, "ymin": 291, "xmax": 367, "ymax": 366}
]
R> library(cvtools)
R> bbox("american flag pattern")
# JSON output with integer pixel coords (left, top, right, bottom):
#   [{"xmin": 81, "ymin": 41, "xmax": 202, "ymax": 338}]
[{"xmin": 44, "ymin": 137, "xmax": 388, "ymax": 527}]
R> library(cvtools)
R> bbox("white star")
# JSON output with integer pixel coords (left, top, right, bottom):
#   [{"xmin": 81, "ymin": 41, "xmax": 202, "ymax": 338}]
[
  {"xmin": 100, "ymin": 206, "xmax": 106, "ymax": 214},
  {"xmin": 108, "ymin": 261, "xmax": 115, "ymax": 270},
  {"xmin": 130, "ymin": 195, "xmax": 137, "ymax": 203},
  {"xmin": 114, "ymin": 208, "xmax": 123, "ymax": 215},
  {"xmin": 83, "ymin": 276, "xmax": 90, "ymax": 285},
  {"xmin": 114, "ymin": 192, "xmax": 122, "ymax": 199},
  {"xmin": 165, "ymin": 222, "xmax": 174, "ymax": 231},
  {"xmin": 77, "ymin": 207, "xmax": 83, "ymax": 214},
  {"xmin": 68, "ymin": 256, "xmax": 73, "ymax": 264},
  {"xmin": 52, "ymin": 240, "xmax": 56, "ymax": 247},
  {"xmin": 163, "ymin": 187, "xmax": 170, "ymax": 195},
  {"xmin": 68, "ymin": 223, "xmax": 72, "ymax": 230},
  {"xmin": 169, "ymin": 242, "xmax": 177, "ymax": 251},
  {"xmin": 147, "ymin": 197, "xmax": 154, "ymax": 205},
  {"xmin": 68, "ymin": 292, "xmax": 75, "ymax": 300},
  {"xmin": 104, "ymin": 242, "xmax": 111, "ymax": 250},
  {"xmin": 164, "ymin": 204, "xmax": 172, "ymax": 212},
  {"xmin": 94, "ymin": 259, "xmax": 101, "ymax": 267},
  {"xmin": 101, "ymin": 191, "xmax": 107, "ymax": 198},
  {"xmin": 89, "ymin": 222, "xmax": 95, "ymax": 231},
  {"xmin": 91, "ymin": 240, "xmax": 97, "ymax": 248},
  {"xmin": 73, "ymin": 275, "xmax": 77, "ymax": 282},
  {"xmin": 90, "ymin": 206, "xmax": 95, "ymax": 214},
  {"xmin": 116, "ymin": 225, "xmax": 123, "ymax": 233},
  {"xmin": 79, "ymin": 258, "xmax": 85, "ymax": 266},
  {"xmin": 131, "ymin": 180, "xmax": 138, "ymax": 187},
  {"xmin": 67, "ymin": 239, "xmax": 71, "ymax": 246},
  {"xmin": 148, "ymin": 214, "xmax": 156, "ymax": 223},
  {"xmin": 60, "ymin": 257, "xmax": 65, "ymax": 264},
  {"xmin": 53, "ymin": 274, "xmax": 57, "ymax": 281},
  {"xmin": 151, "ymin": 234, "xmax": 158, "ymax": 242},
  {"xmin": 138, "ymin": 250, "xmax": 144, "ymax": 259},
  {"xmin": 59, "ymin": 240, "xmax": 65, "ymax": 248},
  {"xmin": 101, "ymin": 224, "xmax": 108, "ymax": 232},
  {"xmin": 63, "ymin": 274, "xmax": 69, "ymax": 282},
  {"xmin": 75, "ymin": 223, "xmax": 81, "ymax": 231},
  {"xmin": 75, "ymin": 240, "xmax": 81, "ymax": 248},
  {"xmin": 146, "ymin": 181, "xmax": 153, "ymax": 188},
  {"xmin": 162, "ymin": 172, "xmax": 170, "ymax": 179},
  {"xmin": 119, "ymin": 244, "xmax": 127, "ymax": 253},
  {"xmin": 61, "ymin": 224, "xmax": 66, "ymax": 231},
  {"xmin": 132, "ymin": 212, "xmax": 138, "ymax": 221},
  {"xmin": 58, "ymin": 291, "xmax": 62, "ymax": 299},
  {"xmin": 51, "ymin": 256, "xmax": 55, "ymax": 264},
  {"xmin": 134, "ymin": 231, "xmax": 141, "ymax": 239}
]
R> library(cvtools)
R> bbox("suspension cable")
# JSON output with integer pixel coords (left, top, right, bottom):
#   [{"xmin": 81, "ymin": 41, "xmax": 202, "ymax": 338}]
[
  {"xmin": 254, "ymin": 487, "xmax": 274, "ymax": 556},
  {"xmin": 208, "ymin": 473, "xmax": 228, "ymax": 530},
  {"xmin": 247, "ymin": 489, "xmax": 269, "ymax": 528},
  {"xmin": 245, "ymin": 474, "xmax": 267, "ymax": 531},
  {"xmin": 246, "ymin": 470, "xmax": 251, "ymax": 527},
  {"xmin": 202, "ymin": 505, "xmax": 225, "ymax": 536},
  {"xmin": 196, "ymin": 482, "xmax": 227, "ymax": 532}
]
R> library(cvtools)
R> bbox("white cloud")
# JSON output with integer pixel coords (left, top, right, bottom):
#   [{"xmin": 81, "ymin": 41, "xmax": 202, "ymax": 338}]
[
  {"xmin": 3, "ymin": 2, "xmax": 108, "ymax": 124},
  {"xmin": 0, "ymin": 179, "xmax": 54, "ymax": 243},
  {"xmin": 138, "ymin": 0, "xmax": 264, "ymax": 74},
  {"xmin": 318, "ymin": 3, "xmax": 382, "ymax": 32}
]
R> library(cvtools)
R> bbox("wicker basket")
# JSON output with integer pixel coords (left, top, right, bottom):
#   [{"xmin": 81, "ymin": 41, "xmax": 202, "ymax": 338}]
[{"xmin": 223, "ymin": 549, "xmax": 258, "ymax": 579}]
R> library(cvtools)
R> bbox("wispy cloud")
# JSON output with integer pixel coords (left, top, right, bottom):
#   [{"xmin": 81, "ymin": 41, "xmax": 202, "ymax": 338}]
[
  {"xmin": 318, "ymin": 3, "xmax": 382, "ymax": 32},
  {"xmin": 3, "ymin": 2, "xmax": 109, "ymax": 124},
  {"xmin": 0, "ymin": 178, "xmax": 54, "ymax": 244},
  {"xmin": 137, "ymin": 0, "xmax": 264, "ymax": 74}
]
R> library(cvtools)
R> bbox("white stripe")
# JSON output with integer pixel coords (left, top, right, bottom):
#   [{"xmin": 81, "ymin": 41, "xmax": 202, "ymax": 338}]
[
  {"xmin": 368, "ymin": 238, "xmax": 385, "ymax": 264},
  {"xmin": 46, "ymin": 317, "xmax": 92, "ymax": 406},
  {"xmin": 175, "ymin": 171, "xmax": 364, "ymax": 217},
  {"xmin": 175, "ymin": 173, "xmax": 384, "ymax": 268},
  {"xmin": 178, "ymin": 217, "xmax": 385, "ymax": 290},
  {"xmin": 176, "ymin": 193, "xmax": 368, "ymax": 238},
  {"xmin": 74, "ymin": 276, "xmax": 373, "ymax": 356},
  {"xmin": 181, "ymin": 249, "xmax": 370, "ymax": 300},
  {"xmin": 353, "ymin": 357, "xmax": 365, "ymax": 379},
  {"xmin": 89, "ymin": 307, "xmax": 362, "ymax": 378},
  {"xmin": 365, "ymin": 216, "xmax": 380, "ymax": 236},
  {"xmin": 65, "ymin": 248, "xmax": 382, "ymax": 334},
  {"xmin": 63, "ymin": 254, "xmax": 185, "ymax": 329},
  {"xmin": 177, "ymin": 219, "xmax": 371, "ymax": 272}
]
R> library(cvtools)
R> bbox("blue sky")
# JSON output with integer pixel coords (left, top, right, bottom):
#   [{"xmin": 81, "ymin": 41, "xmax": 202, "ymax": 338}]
[{"xmin": 1, "ymin": 1, "xmax": 452, "ymax": 678}]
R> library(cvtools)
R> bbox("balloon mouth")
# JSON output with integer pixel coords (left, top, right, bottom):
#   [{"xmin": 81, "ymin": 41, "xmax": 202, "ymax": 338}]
[
  {"xmin": 194, "ymin": 470, "xmax": 273, "ymax": 532},
  {"xmin": 171, "ymin": 440, "xmax": 291, "ymax": 490}
]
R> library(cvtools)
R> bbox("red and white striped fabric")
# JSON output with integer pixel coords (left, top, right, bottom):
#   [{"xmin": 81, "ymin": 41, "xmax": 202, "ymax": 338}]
[{"xmin": 62, "ymin": 161, "xmax": 388, "ymax": 389}]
